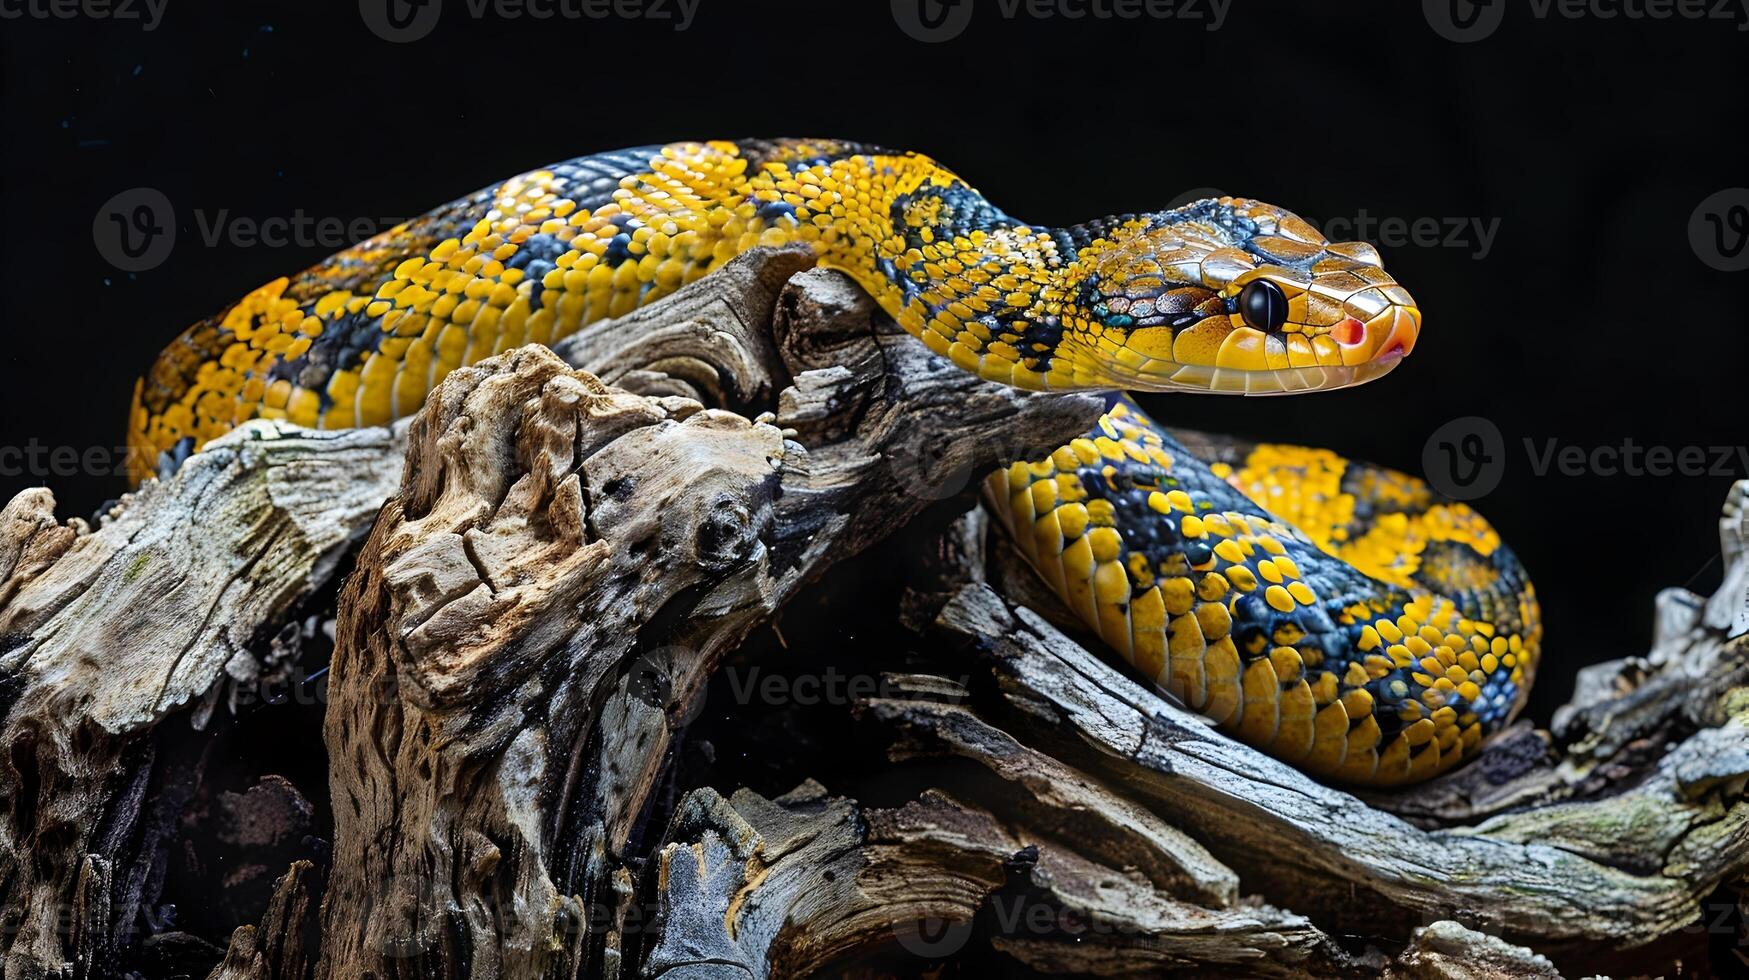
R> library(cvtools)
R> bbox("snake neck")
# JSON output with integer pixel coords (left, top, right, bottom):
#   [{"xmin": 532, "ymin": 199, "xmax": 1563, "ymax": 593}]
[
  {"xmin": 775, "ymin": 148, "xmax": 1294, "ymax": 393},
  {"xmin": 772, "ymin": 148, "xmax": 1089, "ymax": 389},
  {"xmin": 732, "ymin": 142, "xmax": 1219, "ymax": 393}
]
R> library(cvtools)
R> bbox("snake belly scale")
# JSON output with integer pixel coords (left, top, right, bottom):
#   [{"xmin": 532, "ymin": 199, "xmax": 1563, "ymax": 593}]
[{"xmin": 129, "ymin": 139, "xmax": 1540, "ymax": 786}]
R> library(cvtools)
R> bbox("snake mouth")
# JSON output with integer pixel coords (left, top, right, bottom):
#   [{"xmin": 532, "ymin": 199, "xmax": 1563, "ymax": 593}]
[
  {"xmin": 1110, "ymin": 355, "xmax": 1407, "ymax": 395},
  {"xmin": 1095, "ymin": 296, "xmax": 1422, "ymax": 396},
  {"xmin": 1091, "ymin": 307, "xmax": 1416, "ymax": 394}
]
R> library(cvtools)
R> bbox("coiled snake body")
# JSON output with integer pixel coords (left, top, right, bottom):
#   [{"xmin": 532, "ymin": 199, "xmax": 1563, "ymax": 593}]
[{"xmin": 131, "ymin": 139, "xmax": 1539, "ymax": 786}]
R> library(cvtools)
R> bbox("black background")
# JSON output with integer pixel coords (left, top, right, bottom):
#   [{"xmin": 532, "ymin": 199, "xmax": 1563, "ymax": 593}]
[{"xmin": 3, "ymin": 0, "xmax": 1747, "ymax": 728}]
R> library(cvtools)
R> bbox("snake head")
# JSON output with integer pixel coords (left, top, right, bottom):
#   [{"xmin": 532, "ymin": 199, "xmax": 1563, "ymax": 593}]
[{"xmin": 1058, "ymin": 198, "xmax": 1420, "ymax": 394}]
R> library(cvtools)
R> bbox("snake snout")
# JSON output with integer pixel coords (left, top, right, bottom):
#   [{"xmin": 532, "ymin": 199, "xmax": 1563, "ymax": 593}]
[
  {"xmin": 1370, "ymin": 306, "xmax": 1421, "ymax": 362},
  {"xmin": 1331, "ymin": 290, "xmax": 1421, "ymax": 365}
]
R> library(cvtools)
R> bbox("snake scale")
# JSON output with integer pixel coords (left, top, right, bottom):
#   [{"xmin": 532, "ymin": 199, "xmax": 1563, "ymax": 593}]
[{"xmin": 130, "ymin": 139, "xmax": 1539, "ymax": 786}]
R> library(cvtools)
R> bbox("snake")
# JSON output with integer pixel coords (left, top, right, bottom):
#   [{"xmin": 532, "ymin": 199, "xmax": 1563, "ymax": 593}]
[{"xmin": 128, "ymin": 139, "xmax": 1539, "ymax": 786}]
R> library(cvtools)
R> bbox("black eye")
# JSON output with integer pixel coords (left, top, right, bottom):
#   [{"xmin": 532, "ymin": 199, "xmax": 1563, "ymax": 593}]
[{"xmin": 1239, "ymin": 280, "xmax": 1289, "ymax": 333}]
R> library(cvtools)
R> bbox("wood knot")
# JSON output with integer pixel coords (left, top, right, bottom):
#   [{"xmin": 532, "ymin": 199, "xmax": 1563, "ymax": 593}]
[{"xmin": 695, "ymin": 494, "xmax": 756, "ymax": 572}]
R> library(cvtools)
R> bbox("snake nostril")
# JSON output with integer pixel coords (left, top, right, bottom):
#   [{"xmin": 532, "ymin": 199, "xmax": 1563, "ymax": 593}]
[{"xmin": 1332, "ymin": 317, "xmax": 1367, "ymax": 347}]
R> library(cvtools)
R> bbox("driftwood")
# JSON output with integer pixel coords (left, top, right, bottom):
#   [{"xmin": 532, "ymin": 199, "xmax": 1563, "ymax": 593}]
[{"xmin": 1, "ymin": 245, "xmax": 1746, "ymax": 978}]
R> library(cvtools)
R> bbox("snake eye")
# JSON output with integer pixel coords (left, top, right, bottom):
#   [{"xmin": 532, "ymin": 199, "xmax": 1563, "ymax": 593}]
[{"xmin": 1239, "ymin": 280, "xmax": 1289, "ymax": 333}]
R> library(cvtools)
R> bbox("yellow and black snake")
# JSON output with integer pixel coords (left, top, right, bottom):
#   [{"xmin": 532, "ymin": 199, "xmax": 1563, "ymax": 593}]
[{"xmin": 129, "ymin": 139, "xmax": 1540, "ymax": 786}]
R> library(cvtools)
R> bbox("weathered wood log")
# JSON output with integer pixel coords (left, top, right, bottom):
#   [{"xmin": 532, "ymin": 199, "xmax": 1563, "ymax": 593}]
[
  {"xmin": 270, "ymin": 250, "xmax": 1096, "ymax": 978},
  {"xmin": 921, "ymin": 583, "xmax": 1746, "ymax": 948},
  {"xmin": 2, "ymin": 241, "xmax": 1746, "ymax": 978},
  {"xmin": 0, "ymin": 422, "xmax": 402, "ymax": 980}
]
